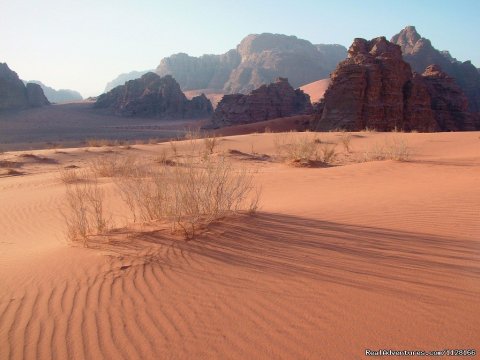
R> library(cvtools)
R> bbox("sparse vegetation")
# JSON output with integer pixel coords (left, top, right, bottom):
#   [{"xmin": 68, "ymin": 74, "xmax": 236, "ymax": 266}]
[
  {"xmin": 273, "ymin": 132, "xmax": 335, "ymax": 166},
  {"xmin": 89, "ymin": 154, "xmax": 135, "ymax": 177},
  {"xmin": 61, "ymin": 170, "xmax": 110, "ymax": 246},
  {"xmin": 339, "ymin": 132, "xmax": 352, "ymax": 153},
  {"xmin": 363, "ymin": 137, "xmax": 410, "ymax": 161},
  {"xmin": 203, "ymin": 135, "xmax": 218, "ymax": 155},
  {"xmin": 115, "ymin": 155, "xmax": 259, "ymax": 238}
]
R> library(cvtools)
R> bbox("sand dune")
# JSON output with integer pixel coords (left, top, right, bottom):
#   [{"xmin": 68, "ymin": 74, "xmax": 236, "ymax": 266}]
[
  {"xmin": 299, "ymin": 78, "xmax": 331, "ymax": 103},
  {"xmin": 0, "ymin": 131, "xmax": 479, "ymax": 359}
]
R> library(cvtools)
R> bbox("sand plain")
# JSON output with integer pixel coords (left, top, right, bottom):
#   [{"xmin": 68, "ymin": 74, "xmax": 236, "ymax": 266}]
[{"xmin": 0, "ymin": 130, "xmax": 479, "ymax": 359}]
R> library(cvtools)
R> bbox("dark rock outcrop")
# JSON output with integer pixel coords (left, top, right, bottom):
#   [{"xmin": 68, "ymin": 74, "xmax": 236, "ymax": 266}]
[
  {"xmin": 25, "ymin": 83, "xmax": 50, "ymax": 107},
  {"xmin": 391, "ymin": 26, "xmax": 480, "ymax": 113},
  {"xmin": 0, "ymin": 63, "xmax": 50, "ymax": 110},
  {"xmin": 152, "ymin": 33, "xmax": 347, "ymax": 94},
  {"xmin": 94, "ymin": 72, "xmax": 212, "ymax": 118},
  {"xmin": 26, "ymin": 80, "xmax": 82, "ymax": 103},
  {"xmin": 314, "ymin": 37, "xmax": 473, "ymax": 132},
  {"xmin": 421, "ymin": 65, "xmax": 474, "ymax": 130},
  {"xmin": 211, "ymin": 78, "xmax": 312, "ymax": 127}
]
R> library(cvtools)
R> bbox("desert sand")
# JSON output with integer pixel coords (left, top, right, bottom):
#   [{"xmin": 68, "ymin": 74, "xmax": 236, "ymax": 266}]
[
  {"xmin": 0, "ymin": 131, "xmax": 479, "ymax": 359},
  {"xmin": 299, "ymin": 78, "xmax": 331, "ymax": 103}
]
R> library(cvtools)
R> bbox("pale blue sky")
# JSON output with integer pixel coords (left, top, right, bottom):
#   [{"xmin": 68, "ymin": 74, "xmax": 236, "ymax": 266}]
[{"xmin": 1, "ymin": 0, "xmax": 478, "ymax": 97}]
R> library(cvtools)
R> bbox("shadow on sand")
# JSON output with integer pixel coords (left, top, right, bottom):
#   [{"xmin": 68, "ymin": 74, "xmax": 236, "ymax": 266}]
[{"xmin": 95, "ymin": 212, "xmax": 480, "ymax": 302}]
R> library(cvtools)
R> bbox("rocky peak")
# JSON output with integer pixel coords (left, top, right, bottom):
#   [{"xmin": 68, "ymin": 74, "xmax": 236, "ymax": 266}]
[{"xmin": 391, "ymin": 26, "xmax": 422, "ymax": 53}]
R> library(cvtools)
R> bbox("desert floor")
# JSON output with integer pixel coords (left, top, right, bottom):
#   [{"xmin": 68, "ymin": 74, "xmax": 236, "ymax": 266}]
[
  {"xmin": 0, "ymin": 131, "xmax": 479, "ymax": 359},
  {"xmin": 0, "ymin": 103, "xmax": 207, "ymax": 151}
]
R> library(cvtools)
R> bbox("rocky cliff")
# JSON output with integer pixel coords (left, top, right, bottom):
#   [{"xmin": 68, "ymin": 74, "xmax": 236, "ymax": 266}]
[
  {"xmin": 314, "ymin": 37, "xmax": 474, "ymax": 132},
  {"xmin": 27, "ymin": 80, "xmax": 82, "ymax": 103},
  {"xmin": 391, "ymin": 26, "xmax": 480, "ymax": 113},
  {"xmin": 211, "ymin": 78, "xmax": 312, "ymax": 127},
  {"xmin": 94, "ymin": 72, "xmax": 212, "ymax": 118},
  {"xmin": 0, "ymin": 63, "xmax": 49, "ymax": 110},
  {"xmin": 152, "ymin": 33, "xmax": 347, "ymax": 94}
]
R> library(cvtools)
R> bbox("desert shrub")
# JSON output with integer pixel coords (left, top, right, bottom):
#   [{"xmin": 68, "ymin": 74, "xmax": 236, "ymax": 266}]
[
  {"xmin": 115, "ymin": 156, "xmax": 259, "ymax": 238},
  {"xmin": 203, "ymin": 135, "xmax": 218, "ymax": 155},
  {"xmin": 339, "ymin": 132, "xmax": 352, "ymax": 153},
  {"xmin": 62, "ymin": 170, "xmax": 109, "ymax": 246},
  {"xmin": 59, "ymin": 167, "xmax": 84, "ymax": 184},
  {"xmin": 364, "ymin": 137, "xmax": 410, "ymax": 162},
  {"xmin": 89, "ymin": 154, "xmax": 136, "ymax": 177},
  {"xmin": 320, "ymin": 144, "xmax": 337, "ymax": 164},
  {"xmin": 274, "ymin": 132, "xmax": 324, "ymax": 166}
]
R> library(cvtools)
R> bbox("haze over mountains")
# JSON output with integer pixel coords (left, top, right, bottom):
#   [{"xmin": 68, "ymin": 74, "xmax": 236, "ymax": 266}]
[
  {"xmin": 105, "ymin": 33, "xmax": 347, "ymax": 95},
  {"xmin": 26, "ymin": 80, "xmax": 83, "ymax": 104}
]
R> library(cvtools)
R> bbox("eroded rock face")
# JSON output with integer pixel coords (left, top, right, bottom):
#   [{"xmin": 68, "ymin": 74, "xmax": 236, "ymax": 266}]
[
  {"xmin": 0, "ymin": 63, "xmax": 50, "ymax": 110},
  {"xmin": 422, "ymin": 65, "xmax": 475, "ymax": 130},
  {"xmin": 392, "ymin": 26, "xmax": 480, "ymax": 113},
  {"xmin": 152, "ymin": 33, "xmax": 347, "ymax": 95},
  {"xmin": 211, "ymin": 78, "xmax": 312, "ymax": 127},
  {"xmin": 94, "ymin": 72, "xmax": 213, "ymax": 118},
  {"xmin": 315, "ymin": 37, "xmax": 472, "ymax": 131}
]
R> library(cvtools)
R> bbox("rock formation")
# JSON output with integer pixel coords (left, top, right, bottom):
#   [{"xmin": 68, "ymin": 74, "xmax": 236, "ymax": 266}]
[
  {"xmin": 211, "ymin": 78, "xmax": 312, "ymax": 127},
  {"xmin": 25, "ymin": 83, "xmax": 50, "ymax": 107},
  {"xmin": 104, "ymin": 70, "xmax": 152, "ymax": 93},
  {"xmin": 26, "ymin": 80, "xmax": 82, "ymax": 103},
  {"xmin": 391, "ymin": 26, "xmax": 480, "ymax": 114},
  {"xmin": 0, "ymin": 63, "xmax": 50, "ymax": 110},
  {"xmin": 152, "ymin": 33, "xmax": 347, "ymax": 94},
  {"xmin": 94, "ymin": 72, "xmax": 213, "ymax": 118},
  {"xmin": 314, "ymin": 37, "xmax": 474, "ymax": 132}
]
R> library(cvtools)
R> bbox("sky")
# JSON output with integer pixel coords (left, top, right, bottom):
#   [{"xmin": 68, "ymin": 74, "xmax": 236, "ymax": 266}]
[{"xmin": 1, "ymin": 0, "xmax": 479, "ymax": 97}]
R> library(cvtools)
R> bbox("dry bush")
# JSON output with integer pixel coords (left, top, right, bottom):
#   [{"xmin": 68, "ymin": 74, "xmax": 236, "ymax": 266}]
[
  {"xmin": 339, "ymin": 132, "xmax": 352, "ymax": 153},
  {"xmin": 274, "ymin": 132, "xmax": 323, "ymax": 166},
  {"xmin": 364, "ymin": 137, "xmax": 410, "ymax": 162},
  {"xmin": 320, "ymin": 144, "xmax": 337, "ymax": 164},
  {"xmin": 61, "ymin": 170, "xmax": 110, "ymax": 246},
  {"xmin": 115, "ymin": 156, "xmax": 259, "ymax": 238},
  {"xmin": 89, "ymin": 154, "xmax": 136, "ymax": 177},
  {"xmin": 204, "ymin": 135, "xmax": 218, "ymax": 155},
  {"xmin": 59, "ymin": 167, "xmax": 84, "ymax": 184}
]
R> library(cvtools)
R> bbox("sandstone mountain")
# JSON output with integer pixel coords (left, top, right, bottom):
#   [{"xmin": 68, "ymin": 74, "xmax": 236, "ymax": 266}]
[
  {"xmin": 391, "ymin": 26, "xmax": 480, "ymax": 113},
  {"xmin": 0, "ymin": 63, "xmax": 49, "ymax": 110},
  {"xmin": 104, "ymin": 70, "xmax": 152, "ymax": 93},
  {"xmin": 26, "ymin": 80, "xmax": 82, "ymax": 103},
  {"xmin": 211, "ymin": 77, "xmax": 312, "ymax": 127},
  {"xmin": 314, "ymin": 37, "xmax": 474, "ymax": 132},
  {"xmin": 94, "ymin": 72, "xmax": 212, "ymax": 118},
  {"xmin": 155, "ymin": 33, "xmax": 346, "ymax": 94}
]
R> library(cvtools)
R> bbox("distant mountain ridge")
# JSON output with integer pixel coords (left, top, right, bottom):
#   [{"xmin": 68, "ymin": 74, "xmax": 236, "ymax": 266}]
[
  {"xmin": 26, "ymin": 80, "xmax": 83, "ymax": 103},
  {"xmin": 104, "ymin": 33, "xmax": 347, "ymax": 96}
]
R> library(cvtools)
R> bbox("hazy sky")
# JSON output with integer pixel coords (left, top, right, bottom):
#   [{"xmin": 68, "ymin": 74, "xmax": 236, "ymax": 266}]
[{"xmin": 1, "ymin": 0, "xmax": 479, "ymax": 97}]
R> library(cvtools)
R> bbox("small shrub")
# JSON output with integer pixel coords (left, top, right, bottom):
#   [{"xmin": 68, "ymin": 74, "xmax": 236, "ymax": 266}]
[
  {"xmin": 204, "ymin": 135, "xmax": 218, "ymax": 155},
  {"xmin": 61, "ymin": 171, "xmax": 110, "ymax": 246},
  {"xmin": 89, "ymin": 154, "xmax": 135, "ymax": 177},
  {"xmin": 339, "ymin": 132, "xmax": 352, "ymax": 153},
  {"xmin": 320, "ymin": 144, "xmax": 337, "ymax": 164},
  {"xmin": 363, "ymin": 137, "xmax": 410, "ymax": 162}
]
